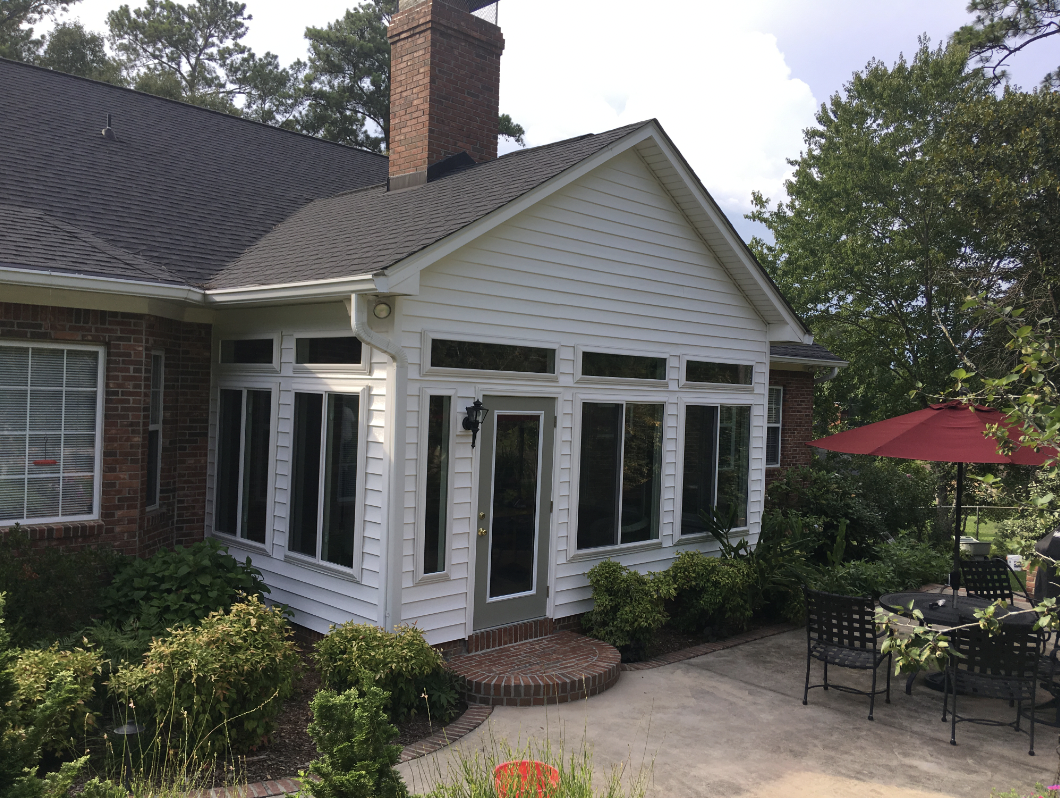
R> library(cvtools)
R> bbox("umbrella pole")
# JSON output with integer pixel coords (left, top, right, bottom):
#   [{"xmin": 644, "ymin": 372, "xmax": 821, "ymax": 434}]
[{"xmin": 952, "ymin": 462, "xmax": 965, "ymax": 603}]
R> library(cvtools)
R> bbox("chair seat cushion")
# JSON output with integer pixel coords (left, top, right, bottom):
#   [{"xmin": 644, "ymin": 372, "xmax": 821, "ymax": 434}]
[{"xmin": 811, "ymin": 641, "xmax": 885, "ymax": 670}]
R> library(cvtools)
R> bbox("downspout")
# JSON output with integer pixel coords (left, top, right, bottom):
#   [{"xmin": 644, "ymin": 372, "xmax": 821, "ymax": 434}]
[
  {"xmin": 814, "ymin": 366, "xmax": 840, "ymax": 384},
  {"xmin": 351, "ymin": 293, "xmax": 408, "ymax": 631}
]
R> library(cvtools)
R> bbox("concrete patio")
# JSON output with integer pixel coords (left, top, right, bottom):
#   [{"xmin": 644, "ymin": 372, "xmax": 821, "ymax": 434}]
[{"xmin": 399, "ymin": 629, "xmax": 1056, "ymax": 797}]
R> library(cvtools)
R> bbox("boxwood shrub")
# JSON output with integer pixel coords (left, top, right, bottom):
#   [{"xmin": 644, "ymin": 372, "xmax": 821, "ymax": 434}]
[
  {"xmin": 109, "ymin": 595, "xmax": 298, "ymax": 757},
  {"xmin": 581, "ymin": 560, "xmax": 673, "ymax": 660},
  {"xmin": 663, "ymin": 551, "xmax": 754, "ymax": 635},
  {"xmin": 314, "ymin": 623, "xmax": 458, "ymax": 724}
]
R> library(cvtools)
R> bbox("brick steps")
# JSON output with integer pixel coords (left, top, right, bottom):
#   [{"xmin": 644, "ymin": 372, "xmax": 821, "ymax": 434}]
[{"xmin": 448, "ymin": 631, "xmax": 621, "ymax": 707}]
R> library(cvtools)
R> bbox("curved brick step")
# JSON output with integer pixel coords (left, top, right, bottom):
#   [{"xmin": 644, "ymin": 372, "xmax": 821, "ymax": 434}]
[{"xmin": 448, "ymin": 631, "xmax": 621, "ymax": 707}]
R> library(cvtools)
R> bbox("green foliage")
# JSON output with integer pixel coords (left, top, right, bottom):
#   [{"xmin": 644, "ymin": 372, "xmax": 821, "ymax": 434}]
[
  {"xmin": 0, "ymin": 0, "xmax": 77, "ymax": 61},
  {"xmin": 498, "ymin": 113, "xmax": 526, "ymax": 146},
  {"xmin": 109, "ymin": 595, "xmax": 298, "ymax": 757},
  {"xmin": 875, "ymin": 536, "xmax": 951, "ymax": 588},
  {"xmin": 953, "ymin": 0, "xmax": 1060, "ymax": 87},
  {"xmin": 39, "ymin": 21, "xmax": 123, "ymax": 82},
  {"xmin": 662, "ymin": 551, "xmax": 753, "ymax": 634},
  {"xmin": 749, "ymin": 41, "xmax": 990, "ymax": 428},
  {"xmin": 0, "ymin": 525, "xmax": 119, "ymax": 648},
  {"xmin": 100, "ymin": 539, "xmax": 269, "ymax": 633},
  {"xmin": 13, "ymin": 645, "xmax": 101, "ymax": 757},
  {"xmin": 79, "ymin": 777, "xmax": 129, "ymax": 798},
  {"xmin": 581, "ymin": 560, "xmax": 673, "ymax": 658},
  {"xmin": 299, "ymin": 683, "xmax": 408, "ymax": 798},
  {"xmin": 314, "ymin": 622, "xmax": 457, "ymax": 724},
  {"xmin": 996, "ymin": 469, "xmax": 1060, "ymax": 556}
]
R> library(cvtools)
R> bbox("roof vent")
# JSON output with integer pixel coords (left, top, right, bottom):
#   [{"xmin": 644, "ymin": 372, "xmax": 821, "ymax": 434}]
[{"xmin": 102, "ymin": 113, "xmax": 115, "ymax": 140}]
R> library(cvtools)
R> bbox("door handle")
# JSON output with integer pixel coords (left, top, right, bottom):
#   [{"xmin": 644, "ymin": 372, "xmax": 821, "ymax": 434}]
[
  {"xmin": 478, "ymin": 527, "xmax": 488, "ymax": 537},
  {"xmin": 479, "ymin": 511, "xmax": 486, "ymax": 519}
]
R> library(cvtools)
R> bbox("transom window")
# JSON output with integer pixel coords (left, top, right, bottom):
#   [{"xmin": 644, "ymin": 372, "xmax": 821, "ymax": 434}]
[
  {"xmin": 430, "ymin": 338, "xmax": 555, "ymax": 374},
  {"xmin": 0, "ymin": 343, "xmax": 102, "ymax": 525},
  {"xmin": 582, "ymin": 352, "xmax": 666, "ymax": 381},
  {"xmin": 686, "ymin": 360, "xmax": 753, "ymax": 385},
  {"xmin": 577, "ymin": 402, "xmax": 664, "ymax": 550},
  {"xmin": 289, "ymin": 391, "xmax": 361, "ymax": 569},
  {"xmin": 295, "ymin": 337, "xmax": 363, "ymax": 365},
  {"xmin": 220, "ymin": 339, "xmax": 274, "ymax": 365},
  {"xmin": 681, "ymin": 404, "xmax": 751, "ymax": 534},
  {"xmin": 215, "ymin": 388, "xmax": 272, "ymax": 543}
]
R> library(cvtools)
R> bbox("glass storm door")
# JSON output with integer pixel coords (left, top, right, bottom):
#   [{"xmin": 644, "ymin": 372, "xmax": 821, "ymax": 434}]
[{"xmin": 473, "ymin": 396, "xmax": 555, "ymax": 631}]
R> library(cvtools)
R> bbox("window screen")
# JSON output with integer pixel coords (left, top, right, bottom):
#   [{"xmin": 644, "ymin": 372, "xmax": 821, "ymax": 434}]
[
  {"xmin": 430, "ymin": 339, "xmax": 555, "ymax": 374},
  {"xmin": 214, "ymin": 388, "xmax": 271, "ymax": 543},
  {"xmin": 0, "ymin": 344, "xmax": 101, "ymax": 523},
  {"xmin": 686, "ymin": 361, "xmax": 753, "ymax": 385},
  {"xmin": 582, "ymin": 352, "xmax": 666, "ymax": 380},
  {"xmin": 766, "ymin": 387, "xmax": 783, "ymax": 467},
  {"xmin": 717, "ymin": 406, "xmax": 751, "ymax": 528}
]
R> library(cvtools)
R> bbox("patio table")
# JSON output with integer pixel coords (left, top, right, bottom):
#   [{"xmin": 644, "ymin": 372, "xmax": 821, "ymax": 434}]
[{"xmin": 879, "ymin": 591, "xmax": 1038, "ymax": 695}]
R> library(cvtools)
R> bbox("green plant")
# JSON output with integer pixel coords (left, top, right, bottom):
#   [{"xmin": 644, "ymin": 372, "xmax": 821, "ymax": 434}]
[
  {"xmin": 299, "ymin": 682, "xmax": 408, "ymax": 798},
  {"xmin": 662, "ymin": 551, "xmax": 753, "ymax": 634},
  {"xmin": 582, "ymin": 560, "xmax": 673, "ymax": 660},
  {"xmin": 874, "ymin": 536, "xmax": 949, "ymax": 589},
  {"xmin": 0, "ymin": 525, "xmax": 119, "ymax": 648},
  {"xmin": 314, "ymin": 622, "xmax": 457, "ymax": 724},
  {"xmin": 13, "ymin": 645, "xmax": 101, "ymax": 758},
  {"xmin": 109, "ymin": 595, "xmax": 299, "ymax": 757},
  {"xmin": 99, "ymin": 539, "xmax": 270, "ymax": 634},
  {"xmin": 811, "ymin": 560, "xmax": 898, "ymax": 598}
]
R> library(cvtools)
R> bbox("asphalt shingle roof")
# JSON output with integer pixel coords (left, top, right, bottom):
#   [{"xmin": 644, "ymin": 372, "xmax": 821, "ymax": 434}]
[
  {"xmin": 770, "ymin": 343, "xmax": 846, "ymax": 363},
  {"xmin": 208, "ymin": 123, "xmax": 647, "ymax": 289},
  {"xmin": 0, "ymin": 58, "xmax": 387, "ymax": 286}
]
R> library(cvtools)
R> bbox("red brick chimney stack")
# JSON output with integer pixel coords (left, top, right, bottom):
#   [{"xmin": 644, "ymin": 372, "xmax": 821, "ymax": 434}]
[{"xmin": 387, "ymin": 0, "xmax": 505, "ymax": 190}]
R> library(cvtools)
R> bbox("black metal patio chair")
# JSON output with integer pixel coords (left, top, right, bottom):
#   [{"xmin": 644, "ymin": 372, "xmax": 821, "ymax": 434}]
[
  {"xmin": 802, "ymin": 587, "xmax": 891, "ymax": 720},
  {"xmin": 943, "ymin": 625, "xmax": 1041, "ymax": 755},
  {"xmin": 961, "ymin": 558, "xmax": 1032, "ymax": 606}
]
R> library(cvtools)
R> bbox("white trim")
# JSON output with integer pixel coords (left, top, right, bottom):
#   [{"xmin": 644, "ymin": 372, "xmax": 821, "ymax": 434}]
[
  {"xmin": 414, "ymin": 388, "xmax": 456, "ymax": 584},
  {"xmin": 574, "ymin": 345, "xmax": 669, "ymax": 387},
  {"xmin": 0, "ymin": 339, "xmax": 106, "ymax": 526},
  {"xmin": 206, "ymin": 274, "xmax": 380, "ymax": 304},
  {"xmin": 420, "ymin": 330, "xmax": 560, "ymax": 381}
]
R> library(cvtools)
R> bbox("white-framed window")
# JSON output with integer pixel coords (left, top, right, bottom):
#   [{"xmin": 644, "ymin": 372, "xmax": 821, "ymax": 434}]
[
  {"xmin": 216, "ymin": 333, "xmax": 280, "ymax": 372},
  {"xmin": 293, "ymin": 332, "xmax": 369, "ymax": 375},
  {"xmin": 214, "ymin": 386, "xmax": 274, "ymax": 544},
  {"xmin": 421, "ymin": 330, "xmax": 560, "ymax": 380},
  {"xmin": 575, "ymin": 399, "xmax": 664, "ymax": 550},
  {"xmin": 679, "ymin": 402, "xmax": 752, "ymax": 535},
  {"xmin": 287, "ymin": 388, "xmax": 367, "ymax": 572},
  {"xmin": 417, "ymin": 390, "xmax": 454, "ymax": 580},
  {"xmin": 576, "ymin": 346, "xmax": 669, "ymax": 386},
  {"xmin": 766, "ymin": 386, "xmax": 783, "ymax": 468},
  {"xmin": 146, "ymin": 351, "xmax": 163, "ymax": 509},
  {"xmin": 0, "ymin": 341, "xmax": 104, "ymax": 525}
]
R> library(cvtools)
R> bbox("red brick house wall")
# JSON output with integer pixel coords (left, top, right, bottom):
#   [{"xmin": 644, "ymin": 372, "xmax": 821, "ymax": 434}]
[
  {"xmin": 766, "ymin": 368, "xmax": 814, "ymax": 486},
  {"xmin": 0, "ymin": 301, "xmax": 211, "ymax": 555}
]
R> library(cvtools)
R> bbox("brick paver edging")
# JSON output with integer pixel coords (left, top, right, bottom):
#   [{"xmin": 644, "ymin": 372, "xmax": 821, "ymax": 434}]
[
  {"xmin": 621, "ymin": 623, "xmax": 800, "ymax": 671},
  {"xmin": 195, "ymin": 705, "xmax": 495, "ymax": 798}
]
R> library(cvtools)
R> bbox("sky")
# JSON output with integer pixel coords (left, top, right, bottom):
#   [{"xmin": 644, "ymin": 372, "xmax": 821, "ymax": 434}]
[{"xmin": 44, "ymin": 0, "xmax": 1059, "ymax": 242}]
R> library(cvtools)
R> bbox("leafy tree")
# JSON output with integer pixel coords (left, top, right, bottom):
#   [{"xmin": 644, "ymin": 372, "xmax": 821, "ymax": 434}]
[
  {"xmin": 499, "ymin": 112, "xmax": 525, "ymax": 146},
  {"xmin": 953, "ymin": 0, "xmax": 1060, "ymax": 87},
  {"xmin": 39, "ymin": 20, "xmax": 123, "ymax": 82},
  {"xmin": 748, "ymin": 41, "xmax": 992, "ymax": 428},
  {"xmin": 0, "ymin": 0, "xmax": 78, "ymax": 61},
  {"xmin": 227, "ymin": 49, "xmax": 306, "ymax": 127}
]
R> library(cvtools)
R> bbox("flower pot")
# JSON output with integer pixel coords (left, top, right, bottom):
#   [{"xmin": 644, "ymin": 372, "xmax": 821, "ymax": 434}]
[{"xmin": 494, "ymin": 760, "xmax": 560, "ymax": 798}]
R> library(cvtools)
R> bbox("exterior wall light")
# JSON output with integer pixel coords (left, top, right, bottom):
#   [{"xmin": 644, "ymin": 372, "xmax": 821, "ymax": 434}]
[
  {"xmin": 462, "ymin": 399, "xmax": 489, "ymax": 448},
  {"xmin": 373, "ymin": 301, "xmax": 392, "ymax": 319}
]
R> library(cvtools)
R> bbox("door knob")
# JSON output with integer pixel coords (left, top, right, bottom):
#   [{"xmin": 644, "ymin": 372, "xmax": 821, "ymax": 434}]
[{"xmin": 478, "ymin": 527, "xmax": 488, "ymax": 537}]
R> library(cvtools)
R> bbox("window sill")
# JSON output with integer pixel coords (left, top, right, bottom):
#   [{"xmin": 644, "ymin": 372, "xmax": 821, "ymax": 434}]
[
  {"xmin": 210, "ymin": 532, "xmax": 270, "ymax": 557},
  {"xmin": 284, "ymin": 552, "xmax": 361, "ymax": 583},
  {"xmin": 415, "ymin": 571, "xmax": 451, "ymax": 586},
  {"xmin": 567, "ymin": 538, "xmax": 662, "ymax": 562}
]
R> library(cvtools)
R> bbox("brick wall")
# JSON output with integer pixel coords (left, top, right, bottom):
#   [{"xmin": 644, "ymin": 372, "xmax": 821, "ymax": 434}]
[
  {"xmin": 388, "ymin": 0, "xmax": 505, "ymax": 180},
  {"xmin": 0, "ymin": 302, "xmax": 211, "ymax": 556},
  {"xmin": 766, "ymin": 368, "xmax": 814, "ymax": 486}
]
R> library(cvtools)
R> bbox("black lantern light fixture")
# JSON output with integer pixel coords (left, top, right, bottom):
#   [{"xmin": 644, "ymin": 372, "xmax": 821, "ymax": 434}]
[{"xmin": 462, "ymin": 399, "xmax": 489, "ymax": 449}]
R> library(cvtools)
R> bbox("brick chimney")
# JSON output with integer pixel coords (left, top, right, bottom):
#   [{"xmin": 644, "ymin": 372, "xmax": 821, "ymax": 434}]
[{"xmin": 387, "ymin": 0, "xmax": 505, "ymax": 190}]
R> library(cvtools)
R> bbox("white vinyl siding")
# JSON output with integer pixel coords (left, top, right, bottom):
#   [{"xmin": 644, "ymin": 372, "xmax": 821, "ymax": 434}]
[{"xmin": 0, "ymin": 341, "xmax": 104, "ymax": 525}]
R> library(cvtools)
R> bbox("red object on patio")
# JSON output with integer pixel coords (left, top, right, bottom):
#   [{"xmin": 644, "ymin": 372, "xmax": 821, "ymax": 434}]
[
  {"xmin": 494, "ymin": 760, "xmax": 560, "ymax": 798},
  {"xmin": 807, "ymin": 402, "xmax": 1055, "ymax": 465}
]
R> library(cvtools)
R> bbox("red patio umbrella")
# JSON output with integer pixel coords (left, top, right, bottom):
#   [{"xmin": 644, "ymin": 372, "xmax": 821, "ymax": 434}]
[{"xmin": 808, "ymin": 401, "xmax": 1056, "ymax": 598}]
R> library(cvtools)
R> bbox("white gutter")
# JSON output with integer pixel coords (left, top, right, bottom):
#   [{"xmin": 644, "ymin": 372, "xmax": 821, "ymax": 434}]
[
  {"xmin": 207, "ymin": 274, "xmax": 380, "ymax": 305},
  {"xmin": 0, "ymin": 265, "xmax": 206, "ymax": 303},
  {"xmin": 769, "ymin": 355, "xmax": 850, "ymax": 369},
  {"xmin": 350, "ymin": 294, "xmax": 408, "ymax": 632}
]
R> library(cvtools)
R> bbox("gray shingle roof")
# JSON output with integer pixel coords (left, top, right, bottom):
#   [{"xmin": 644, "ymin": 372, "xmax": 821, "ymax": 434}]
[
  {"xmin": 770, "ymin": 343, "xmax": 846, "ymax": 363},
  {"xmin": 208, "ymin": 123, "xmax": 647, "ymax": 289},
  {"xmin": 0, "ymin": 57, "xmax": 387, "ymax": 286}
]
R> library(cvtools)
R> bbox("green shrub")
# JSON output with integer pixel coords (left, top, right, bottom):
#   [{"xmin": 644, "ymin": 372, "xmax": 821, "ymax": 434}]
[
  {"xmin": 109, "ymin": 595, "xmax": 298, "ymax": 757},
  {"xmin": 812, "ymin": 560, "xmax": 898, "ymax": 598},
  {"xmin": 875, "ymin": 537, "xmax": 949, "ymax": 589},
  {"xmin": 314, "ymin": 623, "xmax": 457, "ymax": 724},
  {"xmin": 13, "ymin": 645, "xmax": 101, "ymax": 757},
  {"xmin": 663, "ymin": 551, "xmax": 753, "ymax": 634},
  {"xmin": 299, "ymin": 683, "xmax": 408, "ymax": 798},
  {"xmin": 0, "ymin": 525, "xmax": 119, "ymax": 648},
  {"xmin": 581, "ymin": 560, "xmax": 673, "ymax": 659},
  {"xmin": 997, "ymin": 469, "xmax": 1060, "ymax": 557},
  {"xmin": 100, "ymin": 539, "xmax": 270, "ymax": 633}
]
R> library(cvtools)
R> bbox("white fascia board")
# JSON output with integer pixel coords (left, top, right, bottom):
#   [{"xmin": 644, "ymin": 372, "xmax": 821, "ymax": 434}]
[
  {"xmin": 770, "ymin": 355, "xmax": 849, "ymax": 369},
  {"xmin": 204, "ymin": 273, "xmax": 379, "ymax": 305},
  {"xmin": 0, "ymin": 265, "xmax": 205, "ymax": 303},
  {"xmin": 640, "ymin": 126, "xmax": 812, "ymax": 343},
  {"xmin": 380, "ymin": 125, "xmax": 658, "ymax": 287}
]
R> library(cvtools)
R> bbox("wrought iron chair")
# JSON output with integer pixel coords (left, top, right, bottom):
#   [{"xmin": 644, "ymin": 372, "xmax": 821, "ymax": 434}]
[
  {"xmin": 943, "ymin": 625, "xmax": 1041, "ymax": 755},
  {"xmin": 961, "ymin": 558, "xmax": 1032, "ymax": 605},
  {"xmin": 802, "ymin": 587, "xmax": 891, "ymax": 720}
]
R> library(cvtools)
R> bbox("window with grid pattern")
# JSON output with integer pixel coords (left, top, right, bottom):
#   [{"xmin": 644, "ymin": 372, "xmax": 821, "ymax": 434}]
[
  {"xmin": 0, "ymin": 343, "xmax": 102, "ymax": 524},
  {"xmin": 766, "ymin": 386, "xmax": 783, "ymax": 467}
]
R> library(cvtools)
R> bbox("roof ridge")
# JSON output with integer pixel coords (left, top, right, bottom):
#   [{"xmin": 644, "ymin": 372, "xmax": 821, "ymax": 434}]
[
  {"xmin": 0, "ymin": 56, "xmax": 389, "ymax": 161},
  {"xmin": 496, "ymin": 121, "xmax": 651, "ymax": 161}
]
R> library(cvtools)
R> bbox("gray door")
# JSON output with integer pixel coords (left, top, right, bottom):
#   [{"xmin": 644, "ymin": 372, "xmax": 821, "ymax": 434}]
[{"xmin": 473, "ymin": 396, "xmax": 555, "ymax": 631}]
